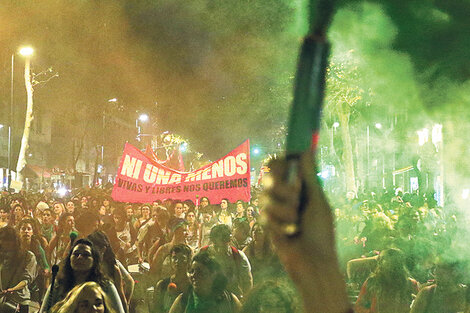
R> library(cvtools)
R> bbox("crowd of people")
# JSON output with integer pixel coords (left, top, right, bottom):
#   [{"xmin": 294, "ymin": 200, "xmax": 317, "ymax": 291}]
[
  {"xmin": 1, "ymin": 167, "xmax": 469, "ymax": 312},
  {"xmin": 0, "ymin": 186, "xmax": 292, "ymax": 313}
]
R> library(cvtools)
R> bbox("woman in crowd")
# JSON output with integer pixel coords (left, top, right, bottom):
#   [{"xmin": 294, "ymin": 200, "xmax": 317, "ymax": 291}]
[
  {"xmin": 242, "ymin": 223, "xmax": 279, "ymax": 283},
  {"xmin": 10, "ymin": 203, "xmax": 26, "ymax": 228},
  {"xmin": 134, "ymin": 204, "xmax": 151, "ymax": 230},
  {"xmin": 88, "ymin": 231, "xmax": 134, "ymax": 313},
  {"xmin": 0, "ymin": 206, "xmax": 9, "ymax": 228},
  {"xmin": 245, "ymin": 206, "xmax": 257, "ymax": 228},
  {"xmin": 169, "ymin": 251, "xmax": 242, "ymax": 313},
  {"xmin": 151, "ymin": 244, "xmax": 192, "ymax": 313},
  {"xmin": 355, "ymin": 248, "xmax": 419, "ymax": 313},
  {"xmin": 65, "ymin": 200, "xmax": 76, "ymax": 215},
  {"xmin": 40, "ymin": 238, "xmax": 125, "ymax": 313},
  {"xmin": 40, "ymin": 208, "xmax": 56, "ymax": 243},
  {"xmin": 50, "ymin": 281, "xmax": 118, "ymax": 313},
  {"xmin": 172, "ymin": 201, "xmax": 185, "ymax": 219},
  {"xmin": 48, "ymin": 213, "xmax": 76, "ymax": 264},
  {"xmin": 185, "ymin": 210, "xmax": 199, "ymax": 250},
  {"xmin": 232, "ymin": 201, "xmax": 247, "ymax": 226},
  {"xmin": 52, "ymin": 202, "xmax": 66, "ymax": 223},
  {"xmin": 112, "ymin": 207, "xmax": 138, "ymax": 266},
  {"xmin": 0, "ymin": 226, "xmax": 37, "ymax": 312},
  {"xmin": 19, "ymin": 218, "xmax": 50, "ymax": 298}
]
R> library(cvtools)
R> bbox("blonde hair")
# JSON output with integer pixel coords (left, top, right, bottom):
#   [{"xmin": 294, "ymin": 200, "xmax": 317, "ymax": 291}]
[{"xmin": 50, "ymin": 282, "xmax": 118, "ymax": 313}]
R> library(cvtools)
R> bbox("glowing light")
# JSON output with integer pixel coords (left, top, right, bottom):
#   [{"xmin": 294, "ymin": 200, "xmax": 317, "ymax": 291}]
[
  {"xmin": 417, "ymin": 128, "xmax": 429, "ymax": 146},
  {"xmin": 0, "ymin": 124, "xmax": 3, "ymax": 129},
  {"xmin": 138, "ymin": 114, "xmax": 149, "ymax": 122},
  {"xmin": 57, "ymin": 187, "xmax": 68, "ymax": 197},
  {"xmin": 320, "ymin": 170, "xmax": 330, "ymax": 179},
  {"xmin": 180, "ymin": 142, "xmax": 188, "ymax": 152},
  {"xmin": 253, "ymin": 148, "xmax": 260, "ymax": 155},
  {"xmin": 375, "ymin": 123, "xmax": 382, "ymax": 129},
  {"xmin": 333, "ymin": 122, "xmax": 339, "ymax": 128},
  {"xmin": 432, "ymin": 124, "xmax": 443, "ymax": 145},
  {"xmin": 108, "ymin": 98, "xmax": 117, "ymax": 102},
  {"xmin": 19, "ymin": 46, "xmax": 34, "ymax": 57},
  {"xmin": 462, "ymin": 189, "xmax": 469, "ymax": 200}
]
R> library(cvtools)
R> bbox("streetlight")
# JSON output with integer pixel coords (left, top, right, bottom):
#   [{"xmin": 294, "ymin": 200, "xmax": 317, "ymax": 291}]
[
  {"xmin": 136, "ymin": 113, "xmax": 149, "ymax": 145},
  {"xmin": 19, "ymin": 47, "xmax": 34, "ymax": 57},
  {"xmin": 138, "ymin": 113, "xmax": 149, "ymax": 122}
]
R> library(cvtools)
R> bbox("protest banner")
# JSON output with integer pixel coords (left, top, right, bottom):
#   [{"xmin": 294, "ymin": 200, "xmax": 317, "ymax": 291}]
[{"xmin": 112, "ymin": 140, "xmax": 251, "ymax": 204}]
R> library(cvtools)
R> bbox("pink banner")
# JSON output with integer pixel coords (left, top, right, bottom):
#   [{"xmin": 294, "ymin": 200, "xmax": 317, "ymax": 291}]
[{"xmin": 112, "ymin": 140, "xmax": 251, "ymax": 204}]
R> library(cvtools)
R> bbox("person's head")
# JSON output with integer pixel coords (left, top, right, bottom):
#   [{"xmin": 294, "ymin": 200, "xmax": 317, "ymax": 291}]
[
  {"xmin": 112, "ymin": 207, "xmax": 127, "ymax": 228},
  {"xmin": 189, "ymin": 251, "xmax": 227, "ymax": 297},
  {"xmin": 183, "ymin": 200, "xmax": 194, "ymax": 214},
  {"xmin": 98, "ymin": 206, "xmax": 107, "ymax": 216},
  {"xmin": 50, "ymin": 281, "xmax": 117, "ymax": 313},
  {"xmin": 200, "ymin": 197, "xmax": 209, "ymax": 208},
  {"xmin": 58, "ymin": 212, "xmax": 75, "ymax": 233},
  {"xmin": 170, "ymin": 244, "xmax": 192, "ymax": 273},
  {"xmin": 81, "ymin": 196, "xmax": 88, "ymax": 205},
  {"xmin": 202, "ymin": 212, "xmax": 212, "ymax": 224},
  {"xmin": 0, "ymin": 207, "xmax": 9, "ymax": 221},
  {"xmin": 236, "ymin": 200, "xmax": 245, "ymax": 214},
  {"xmin": 376, "ymin": 248, "xmax": 407, "ymax": 275},
  {"xmin": 140, "ymin": 204, "xmax": 151, "ymax": 218},
  {"xmin": 251, "ymin": 223, "xmax": 267, "ymax": 244},
  {"xmin": 220, "ymin": 199, "xmax": 229, "ymax": 210},
  {"xmin": 242, "ymin": 281, "xmax": 295, "ymax": 313},
  {"xmin": 210, "ymin": 224, "xmax": 232, "ymax": 253},
  {"xmin": 18, "ymin": 218, "xmax": 38, "ymax": 242},
  {"xmin": 173, "ymin": 201, "xmax": 184, "ymax": 217},
  {"xmin": 0, "ymin": 226, "xmax": 23, "ymax": 262},
  {"xmin": 66, "ymin": 201, "xmax": 76, "ymax": 214},
  {"xmin": 155, "ymin": 208, "xmax": 170, "ymax": 228},
  {"xmin": 12, "ymin": 203, "xmax": 25, "ymax": 220},
  {"xmin": 125, "ymin": 206, "xmax": 134, "ymax": 219},
  {"xmin": 246, "ymin": 206, "xmax": 255, "ymax": 218},
  {"xmin": 251, "ymin": 198, "xmax": 259, "ymax": 207},
  {"xmin": 233, "ymin": 221, "xmax": 250, "ymax": 242},
  {"xmin": 76, "ymin": 212, "xmax": 100, "ymax": 237},
  {"xmin": 53, "ymin": 201, "xmax": 66, "ymax": 217},
  {"xmin": 185, "ymin": 210, "xmax": 197, "ymax": 224},
  {"xmin": 87, "ymin": 231, "xmax": 116, "ymax": 268},
  {"xmin": 102, "ymin": 199, "xmax": 110, "ymax": 207}
]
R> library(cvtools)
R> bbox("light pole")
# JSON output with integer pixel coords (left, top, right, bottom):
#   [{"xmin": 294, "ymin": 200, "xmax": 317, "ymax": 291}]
[{"xmin": 136, "ymin": 113, "xmax": 149, "ymax": 147}]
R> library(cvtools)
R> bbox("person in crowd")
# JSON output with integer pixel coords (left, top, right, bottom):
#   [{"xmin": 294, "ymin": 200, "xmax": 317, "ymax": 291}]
[
  {"xmin": 88, "ymin": 231, "xmax": 133, "ymax": 313},
  {"xmin": 200, "ymin": 224, "xmax": 253, "ymax": 299},
  {"xmin": 245, "ymin": 206, "xmax": 257, "ymax": 228},
  {"xmin": 40, "ymin": 208, "xmax": 56, "ymax": 243},
  {"xmin": 0, "ymin": 226, "xmax": 37, "ymax": 312},
  {"xmin": 198, "ymin": 197, "xmax": 210, "ymax": 214},
  {"xmin": 75, "ymin": 212, "xmax": 101, "ymax": 238},
  {"xmin": 102, "ymin": 197, "xmax": 112, "ymax": 215},
  {"xmin": 198, "ymin": 211, "xmax": 217, "ymax": 249},
  {"xmin": 151, "ymin": 244, "xmax": 192, "ymax": 313},
  {"xmin": 182, "ymin": 201, "xmax": 194, "ymax": 218},
  {"xmin": 249, "ymin": 197, "xmax": 260, "ymax": 217},
  {"xmin": 242, "ymin": 280, "xmax": 296, "ymax": 313},
  {"xmin": 50, "ymin": 281, "xmax": 118, "ymax": 313},
  {"xmin": 185, "ymin": 210, "xmax": 199, "ymax": 250},
  {"xmin": 355, "ymin": 248, "xmax": 419, "ymax": 313},
  {"xmin": 242, "ymin": 223, "xmax": 280, "ymax": 283},
  {"xmin": 10, "ymin": 203, "xmax": 26, "ymax": 228},
  {"xmin": 169, "ymin": 251, "xmax": 242, "ymax": 313},
  {"xmin": 232, "ymin": 201, "xmax": 247, "ymax": 227},
  {"xmin": 172, "ymin": 201, "xmax": 185, "ymax": 219},
  {"xmin": 40, "ymin": 238, "xmax": 125, "ymax": 313},
  {"xmin": 80, "ymin": 196, "xmax": 89, "ymax": 210},
  {"xmin": 410, "ymin": 260, "xmax": 470, "ymax": 313},
  {"xmin": 217, "ymin": 199, "xmax": 232, "ymax": 228},
  {"xmin": 125, "ymin": 205, "xmax": 136, "ymax": 225},
  {"xmin": 147, "ymin": 208, "xmax": 172, "ymax": 263},
  {"xmin": 0, "ymin": 206, "xmax": 9, "ymax": 228},
  {"xmin": 52, "ymin": 202, "xmax": 66, "ymax": 223},
  {"xmin": 19, "ymin": 218, "xmax": 50, "ymax": 300},
  {"xmin": 48, "ymin": 213, "xmax": 76, "ymax": 264},
  {"xmin": 65, "ymin": 200, "xmax": 76, "ymax": 215},
  {"xmin": 134, "ymin": 204, "xmax": 151, "ymax": 230},
  {"xmin": 231, "ymin": 221, "xmax": 252, "ymax": 251},
  {"xmin": 112, "ymin": 207, "xmax": 138, "ymax": 266},
  {"xmin": 151, "ymin": 218, "xmax": 189, "ymax": 282}
]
